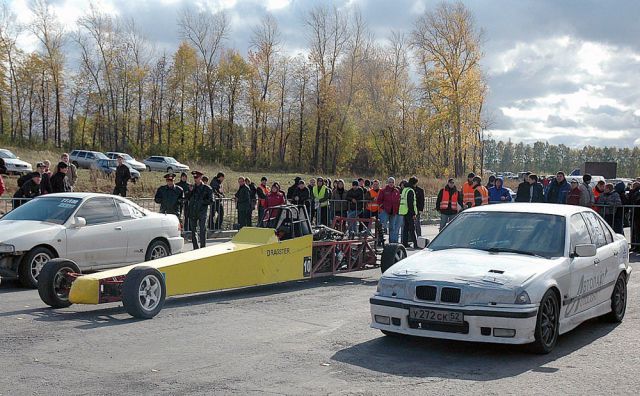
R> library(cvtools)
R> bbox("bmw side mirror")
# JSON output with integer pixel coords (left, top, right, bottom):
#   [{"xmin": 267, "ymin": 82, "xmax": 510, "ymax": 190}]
[
  {"xmin": 71, "ymin": 217, "xmax": 87, "ymax": 228},
  {"xmin": 573, "ymin": 244, "xmax": 596, "ymax": 258},
  {"xmin": 417, "ymin": 237, "xmax": 430, "ymax": 249}
]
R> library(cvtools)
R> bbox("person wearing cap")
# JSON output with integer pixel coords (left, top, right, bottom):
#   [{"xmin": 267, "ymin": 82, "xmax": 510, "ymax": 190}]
[
  {"xmin": 256, "ymin": 176, "xmax": 269, "ymax": 223},
  {"xmin": 235, "ymin": 177, "xmax": 252, "ymax": 228},
  {"xmin": 292, "ymin": 179, "xmax": 311, "ymax": 216},
  {"xmin": 176, "ymin": 172, "xmax": 190, "ymax": 230},
  {"xmin": 113, "ymin": 155, "xmax": 132, "ymax": 197},
  {"xmin": 287, "ymin": 177, "xmax": 301, "ymax": 200},
  {"xmin": 376, "ymin": 177, "xmax": 402, "ymax": 243},
  {"xmin": 154, "ymin": 173, "xmax": 184, "ymax": 217},
  {"xmin": 346, "ymin": 180, "xmax": 365, "ymax": 235},
  {"xmin": 50, "ymin": 162, "xmax": 71, "ymax": 193},
  {"xmin": 38, "ymin": 160, "xmax": 53, "ymax": 195},
  {"xmin": 58, "ymin": 153, "xmax": 77, "ymax": 190},
  {"xmin": 400, "ymin": 177, "xmax": 419, "ymax": 248},
  {"xmin": 566, "ymin": 179, "xmax": 582, "ymax": 205},
  {"xmin": 578, "ymin": 174, "xmax": 595, "ymax": 207},
  {"xmin": 210, "ymin": 172, "xmax": 226, "ymax": 230},
  {"xmin": 436, "ymin": 179, "xmax": 463, "ymax": 231},
  {"xmin": 470, "ymin": 176, "xmax": 489, "ymax": 207},
  {"xmin": 312, "ymin": 176, "xmax": 331, "ymax": 225},
  {"xmin": 13, "ymin": 172, "xmax": 42, "ymax": 209},
  {"xmin": 185, "ymin": 170, "xmax": 213, "ymax": 249},
  {"xmin": 462, "ymin": 172, "xmax": 476, "ymax": 208}
]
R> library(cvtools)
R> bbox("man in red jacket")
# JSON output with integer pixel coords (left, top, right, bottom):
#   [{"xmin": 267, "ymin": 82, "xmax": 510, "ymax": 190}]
[{"xmin": 376, "ymin": 177, "xmax": 402, "ymax": 243}]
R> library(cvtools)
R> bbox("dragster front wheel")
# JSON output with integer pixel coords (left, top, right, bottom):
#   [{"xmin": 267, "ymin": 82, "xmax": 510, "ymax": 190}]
[
  {"xmin": 38, "ymin": 259, "xmax": 81, "ymax": 308},
  {"xmin": 122, "ymin": 266, "xmax": 166, "ymax": 319}
]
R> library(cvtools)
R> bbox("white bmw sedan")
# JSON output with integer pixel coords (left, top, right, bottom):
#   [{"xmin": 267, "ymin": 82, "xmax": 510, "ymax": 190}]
[
  {"xmin": 371, "ymin": 203, "xmax": 631, "ymax": 353},
  {"xmin": 0, "ymin": 193, "xmax": 184, "ymax": 288}
]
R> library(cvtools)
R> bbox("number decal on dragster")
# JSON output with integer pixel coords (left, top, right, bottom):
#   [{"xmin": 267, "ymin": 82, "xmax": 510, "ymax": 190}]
[{"xmin": 303, "ymin": 256, "xmax": 312, "ymax": 277}]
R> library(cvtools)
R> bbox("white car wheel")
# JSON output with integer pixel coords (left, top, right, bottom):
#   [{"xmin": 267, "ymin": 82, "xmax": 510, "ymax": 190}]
[{"xmin": 19, "ymin": 247, "xmax": 54, "ymax": 288}]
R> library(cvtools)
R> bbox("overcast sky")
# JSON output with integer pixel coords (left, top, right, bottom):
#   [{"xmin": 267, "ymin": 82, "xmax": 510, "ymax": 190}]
[{"xmin": 8, "ymin": 0, "xmax": 640, "ymax": 148}]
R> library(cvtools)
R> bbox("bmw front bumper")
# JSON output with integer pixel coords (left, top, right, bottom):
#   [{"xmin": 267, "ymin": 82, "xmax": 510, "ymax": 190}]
[{"xmin": 370, "ymin": 296, "xmax": 539, "ymax": 344}]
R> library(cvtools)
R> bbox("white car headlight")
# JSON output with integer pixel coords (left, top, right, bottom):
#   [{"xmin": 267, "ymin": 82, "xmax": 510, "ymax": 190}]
[
  {"xmin": 0, "ymin": 244, "xmax": 15, "ymax": 253},
  {"xmin": 515, "ymin": 290, "xmax": 531, "ymax": 304}
]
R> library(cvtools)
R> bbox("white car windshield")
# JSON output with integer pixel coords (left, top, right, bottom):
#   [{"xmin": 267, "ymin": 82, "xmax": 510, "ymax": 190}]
[
  {"xmin": 1, "ymin": 197, "xmax": 82, "ymax": 225},
  {"xmin": 429, "ymin": 211, "xmax": 566, "ymax": 258},
  {"xmin": 95, "ymin": 152, "xmax": 109, "ymax": 160},
  {"xmin": 166, "ymin": 157, "xmax": 178, "ymax": 163},
  {"xmin": 121, "ymin": 154, "xmax": 133, "ymax": 160},
  {"xmin": 0, "ymin": 150, "xmax": 17, "ymax": 159}
]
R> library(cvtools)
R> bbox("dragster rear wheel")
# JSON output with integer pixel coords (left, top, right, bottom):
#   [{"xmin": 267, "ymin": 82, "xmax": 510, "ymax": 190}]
[
  {"xmin": 380, "ymin": 243, "xmax": 406, "ymax": 274},
  {"xmin": 122, "ymin": 266, "xmax": 166, "ymax": 319},
  {"xmin": 38, "ymin": 259, "xmax": 81, "ymax": 308}
]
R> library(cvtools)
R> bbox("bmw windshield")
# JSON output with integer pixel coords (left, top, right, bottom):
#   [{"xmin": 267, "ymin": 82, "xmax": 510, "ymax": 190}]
[
  {"xmin": 1, "ymin": 197, "xmax": 81, "ymax": 225},
  {"xmin": 429, "ymin": 211, "xmax": 566, "ymax": 258}
]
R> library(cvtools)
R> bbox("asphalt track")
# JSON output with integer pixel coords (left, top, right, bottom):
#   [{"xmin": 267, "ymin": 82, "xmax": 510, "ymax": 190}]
[{"xmin": 1, "ymin": 227, "xmax": 639, "ymax": 395}]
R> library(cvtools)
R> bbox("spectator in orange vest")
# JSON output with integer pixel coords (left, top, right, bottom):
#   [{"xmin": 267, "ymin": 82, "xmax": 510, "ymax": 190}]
[
  {"xmin": 436, "ymin": 178, "xmax": 463, "ymax": 230},
  {"xmin": 462, "ymin": 172, "xmax": 476, "ymax": 207},
  {"xmin": 471, "ymin": 176, "xmax": 489, "ymax": 207}
]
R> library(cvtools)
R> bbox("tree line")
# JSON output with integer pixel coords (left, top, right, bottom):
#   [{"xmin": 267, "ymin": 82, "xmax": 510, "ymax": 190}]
[
  {"xmin": 1, "ymin": 1, "xmax": 486, "ymax": 176},
  {"xmin": 483, "ymin": 139, "xmax": 640, "ymax": 177}
]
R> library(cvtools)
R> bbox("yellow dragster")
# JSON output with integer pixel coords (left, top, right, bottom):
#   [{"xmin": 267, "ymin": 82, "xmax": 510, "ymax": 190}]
[{"xmin": 38, "ymin": 205, "xmax": 404, "ymax": 318}]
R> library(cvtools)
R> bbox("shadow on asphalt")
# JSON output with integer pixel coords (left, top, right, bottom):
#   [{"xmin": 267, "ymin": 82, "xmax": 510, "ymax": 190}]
[
  {"xmin": 331, "ymin": 319, "xmax": 620, "ymax": 380},
  {"xmin": 0, "ymin": 274, "xmax": 379, "ymax": 329}
]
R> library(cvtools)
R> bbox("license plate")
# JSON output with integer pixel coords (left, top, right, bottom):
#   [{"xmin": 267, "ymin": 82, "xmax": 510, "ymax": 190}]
[{"xmin": 409, "ymin": 307, "xmax": 464, "ymax": 324}]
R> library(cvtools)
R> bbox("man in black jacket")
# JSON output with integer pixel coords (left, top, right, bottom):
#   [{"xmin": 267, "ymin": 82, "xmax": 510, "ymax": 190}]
[
  {"xmin": 113, "ymin": 155, "xmax": 131, "ymax": 197},
  {"xmin": 292, "ymin": 180, "xmax": 311, "ymax": 216},
  {"xmin": 13, "ymin": 172, "xmax": 42, "ymax": 208},
  {"xmin": 346, "ymin": 180, "xmax": 364, "ymax": 235},
  {"xmin": 235, "ymin": 177, "xmax": 252, "ymax": 228},
  {"xmin": 50, "ymin": 162, "xmax": 71, "ymax": 193},
  {"xmin": 516, "ymin": 174, "xmax": 544, "ymax": 203},
  {"xmin": 176, "ymin": 172, "xmax": 190, "ymax": 229},
  {"xmin": 412, "ymin": 176, "xmax": 425, "ymax": 237},
  {"xmin": 287, "ymin": 177, "xmax": 301, "ymax": 200},
  {"xmin": 210, "ymin": 172, "xmax": 225, "ymax": 230},
  {"xmin": 154, "ymin": 173, "xmax": 184, "ymax": 217},
  {"xmin": 186, "ymin": 171, "xmax": 213, "ymax": 249}
]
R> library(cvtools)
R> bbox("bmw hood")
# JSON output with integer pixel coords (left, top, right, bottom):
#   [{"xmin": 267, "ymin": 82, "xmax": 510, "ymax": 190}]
[
  {"xmin": 384, "ymin": 248, "xmax": 565, "ymax": 288},
  {"xmin": 0, "ymin": 220, "xmax": 65, "ymax": 248}
]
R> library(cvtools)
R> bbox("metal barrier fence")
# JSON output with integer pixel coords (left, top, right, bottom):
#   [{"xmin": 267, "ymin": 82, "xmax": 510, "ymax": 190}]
[{"xmin": 1, "ymin": 196, "xmax": 636, "ymax": 248}]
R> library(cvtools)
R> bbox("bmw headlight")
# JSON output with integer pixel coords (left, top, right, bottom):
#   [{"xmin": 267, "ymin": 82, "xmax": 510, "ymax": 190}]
[
  {"xmin": 0, "ymin": 244, "xmax": 15, "ymax": 253},
  {"xmin": 515, "ymin": 290, "xmax": 531, "ymax": 304}
]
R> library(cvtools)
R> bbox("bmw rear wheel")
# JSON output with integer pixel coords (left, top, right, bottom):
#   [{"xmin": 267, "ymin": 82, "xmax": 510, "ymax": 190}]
[{"xmin": 604, "ymin": 273, "xmax": 627, "ymax": 323}]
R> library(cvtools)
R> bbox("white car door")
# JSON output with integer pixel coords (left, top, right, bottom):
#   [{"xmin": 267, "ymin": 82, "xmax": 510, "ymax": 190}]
[
  {"xmin": 565, "ymin": 213, "xmax": 596, "ymax": 318},
  {"xmin": 114, "ymin": 199, "xmax": 149, "ymax": 263},
  {"xmin": 581, "ymin": 212, "xmax": 616, "ymax": 308},
  {"xmin": 593, "ymin": 214, "xmax": 621, "ymax": 298},
  {"xmin": 65, "ymin": 197, "xmax": 128, "ymax": 270}
]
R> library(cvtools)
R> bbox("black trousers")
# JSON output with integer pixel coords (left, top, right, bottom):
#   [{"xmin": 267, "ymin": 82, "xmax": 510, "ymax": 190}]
[
  {"xmin": 212, "ymin": 201, "xmax": 224, "ymax": 230},
  {"xmin": 113, "ymin": 185, "xmax": 127, "ymax": 197},
  {"xmin": 402, "ymin": 214, "xmax": 417, "ymax": 248},
  {"xmin": 238, "ymin": 209, "xmax": 251, "ymax": 228},
  {"xmin": 190, "ymin": 212, "xmax": 207, "ymax": 249}
]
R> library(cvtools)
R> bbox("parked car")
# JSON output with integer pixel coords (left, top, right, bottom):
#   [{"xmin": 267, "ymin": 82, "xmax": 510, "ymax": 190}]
[
  {"xmin": 371, "ymin": 203, "xmax": 630, "ymax": 354},
  {"xmin": 105, "ymin": 152, "xmax": 146, "ymax": 172},
  {"xmin": 69, "ymin": 150, "xmax": 109, "ymax": 169},
  {"xmin": 142, "ymin": 156, "xmax": 190, "ymax": 173},
  {"xmin": 0, "ymin": 149, "xmax": 33, "ymax": 175},
  {"xmin": 0, "ymin": 193, "xmax": 184, "ymax": 287},
  {"xmin": 96, "ymin": 159, "xmax": 141, "ymax": 181}
]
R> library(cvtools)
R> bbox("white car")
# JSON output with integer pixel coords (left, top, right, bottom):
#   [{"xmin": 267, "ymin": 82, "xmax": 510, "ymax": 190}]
[
  {"xmin": 105, "ymin": 152, "xmax": 147, "ymax": 172},
  {"xmin": 143, "ymin": 156, "xmax": 190, "ymax": 173},
  {"xmin": 371, "ymin": 203, "xmax": 631, "ymax": 353},
  {"xmin": 0, "ymin": 193, "xmax": 184, "ymax": 288},
  {"xmin": 0, "ymin": 149, "xmax": 33, "ymax": 175}
]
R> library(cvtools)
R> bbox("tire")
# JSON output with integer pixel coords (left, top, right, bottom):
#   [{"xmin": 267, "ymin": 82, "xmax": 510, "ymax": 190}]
[
  {"xmin": 146, "ymin": 166, "xmax": 151, "ymax": 172},
  {"xmin": 19, "ymin": 247, "xmax": 55, "ymax": 288},
  {"xmin": 38, "ymin": 259, "xmax": 80, "ymax": 308},
  {"xmin": 530, "ymin": 289, "xmax": 559, "ymax": 354},
  {"xmin": 603, "ymin": 273, "xmax": 627, "ymax": 323},
  {"xmin": 380, "ymin": 243, "xmax": 407, "ymax": 273},
  {"xmin": 145, "ymin": 239, "xmax": 171, "ymax": 261},
  {"xmin": 121, "ymin": 266, "xmax": 166, "ymax": 319}
]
